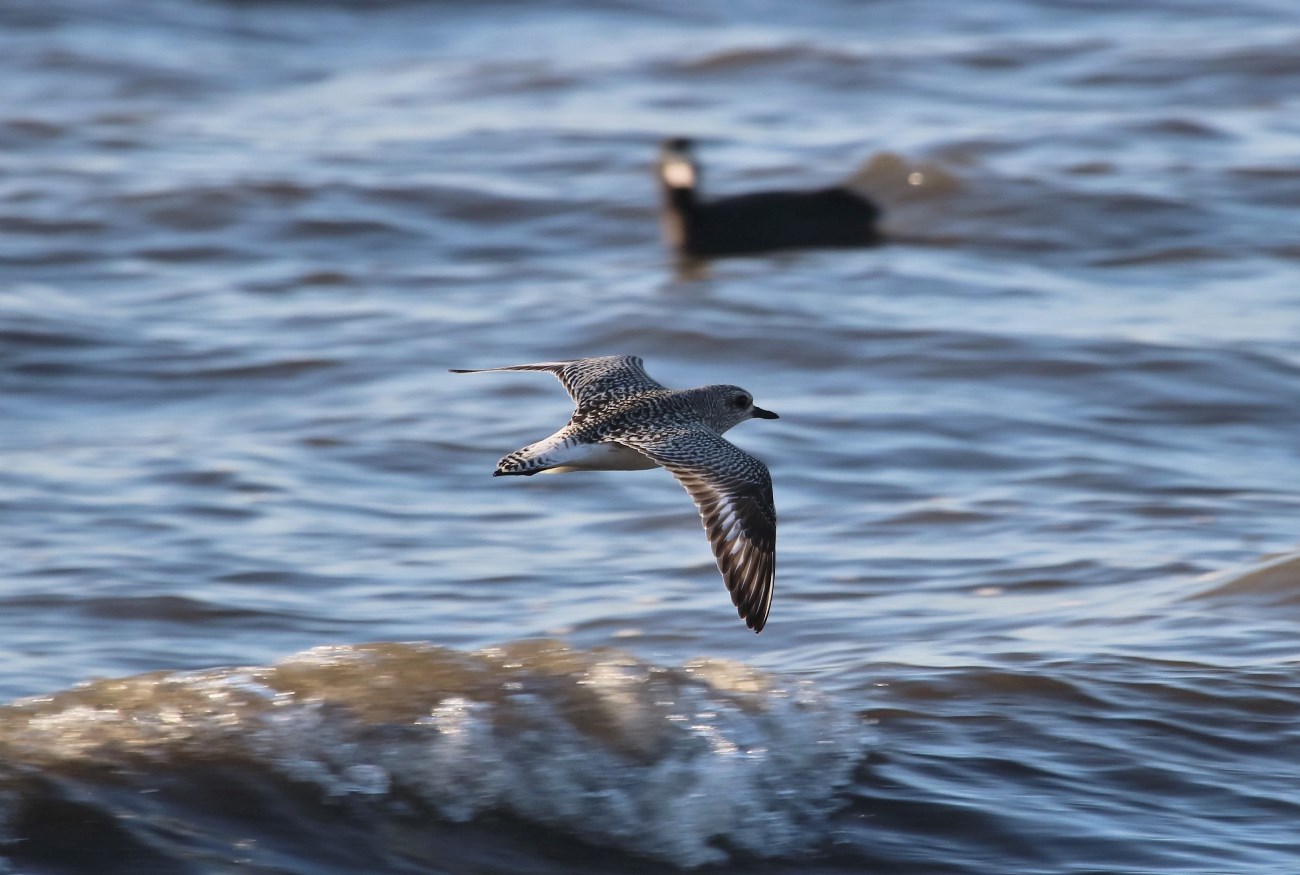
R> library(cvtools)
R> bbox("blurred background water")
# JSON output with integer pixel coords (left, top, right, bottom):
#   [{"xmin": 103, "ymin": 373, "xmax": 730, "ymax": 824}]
[{"xmin": 2, "ymin": 0, "xmax": 1299, "ymax": 872}]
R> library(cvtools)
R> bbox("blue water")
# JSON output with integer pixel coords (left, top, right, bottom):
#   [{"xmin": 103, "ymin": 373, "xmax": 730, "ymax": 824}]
[{"xmin": 2, "ymin": 0, "xmax": 1299, "ymax": 871}]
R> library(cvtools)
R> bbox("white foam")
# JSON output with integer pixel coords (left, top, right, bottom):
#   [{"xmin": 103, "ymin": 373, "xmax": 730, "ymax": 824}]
[{"xmin": 0, "ymin": 641, "xmax": 865, "ymax": 867}]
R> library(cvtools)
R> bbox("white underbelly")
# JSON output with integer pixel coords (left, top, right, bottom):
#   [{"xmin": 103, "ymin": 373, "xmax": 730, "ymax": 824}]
[{"xmin": 543, "ymin": 441, "xmax": 659, "ymax": 473}]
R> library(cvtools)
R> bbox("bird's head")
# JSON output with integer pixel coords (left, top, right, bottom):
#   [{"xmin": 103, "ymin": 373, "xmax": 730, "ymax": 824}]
[
  {"xmin": 659, "ymin": 137, "xmax": 699, "ymax": 191},
  {"xmin": 694, "ymin": 384, "xmax": 779, "ymax": 434}
]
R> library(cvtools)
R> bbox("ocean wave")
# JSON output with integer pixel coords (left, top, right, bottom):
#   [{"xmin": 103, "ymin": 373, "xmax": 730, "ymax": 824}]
[{"xmin": 0, "ymin": 640, "xmax": 864, "ymax": 868}]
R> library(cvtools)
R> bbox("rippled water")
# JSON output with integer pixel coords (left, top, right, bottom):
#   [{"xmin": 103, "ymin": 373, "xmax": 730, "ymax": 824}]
[{"xmin": 3, "ymin": 0, "xmax": 1299, "ymax": 871}]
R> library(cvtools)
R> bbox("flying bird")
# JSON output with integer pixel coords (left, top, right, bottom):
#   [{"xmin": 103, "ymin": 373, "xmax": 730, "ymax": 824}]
[{"xmin": 451, "ymin": 355, "xmax": 778, "ymax": 632}]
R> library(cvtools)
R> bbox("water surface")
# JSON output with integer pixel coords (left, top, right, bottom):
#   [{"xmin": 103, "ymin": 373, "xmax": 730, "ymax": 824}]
[{"xmin": 2, "ymin": 0, "xmax": 1299, "ymax": 871}]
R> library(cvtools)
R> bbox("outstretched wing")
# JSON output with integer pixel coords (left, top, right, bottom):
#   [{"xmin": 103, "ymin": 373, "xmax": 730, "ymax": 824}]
[
  {"xmin": 450, "ymin": 356, "xmax": 664, "ymax": 415},
  {"xmin": 620, "ymin": 425, "xmax": 776, "ymax": 633}
]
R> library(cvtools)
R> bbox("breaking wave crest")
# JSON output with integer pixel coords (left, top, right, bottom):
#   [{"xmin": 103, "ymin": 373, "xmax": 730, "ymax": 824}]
[{"xmin": 0, "ymin": 640, "xmax": 864, "ymax": 869}]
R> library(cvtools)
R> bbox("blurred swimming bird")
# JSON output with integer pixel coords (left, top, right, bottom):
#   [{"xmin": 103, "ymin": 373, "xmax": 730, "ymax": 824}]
[
  {"xmin": 657, "ymin": 137, "xmax": 882, "ymax": 257},
  {"xmin": 451, "ymin": 355, "xmax": 778, "ymax": 632}
]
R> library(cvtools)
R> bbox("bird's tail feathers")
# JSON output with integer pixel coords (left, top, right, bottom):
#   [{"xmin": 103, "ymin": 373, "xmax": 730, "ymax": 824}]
[
  {"xmin": 492, "ymin": 432, "xmax": 579, "ymax": 477},
  {"xmin": 493, "ymin": 448, "xmax": 554, "ymax": 477}
]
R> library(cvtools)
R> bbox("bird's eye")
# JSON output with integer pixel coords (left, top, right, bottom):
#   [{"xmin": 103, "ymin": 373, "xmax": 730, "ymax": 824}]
[{"xmin": 732, "ymin": 394, "xmax": 750, "ymax": 409}]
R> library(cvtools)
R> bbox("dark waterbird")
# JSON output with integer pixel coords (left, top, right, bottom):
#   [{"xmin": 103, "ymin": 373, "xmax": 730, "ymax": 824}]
[{"xmin": 657, "ymin": 137, "xmax": 882, "ymax": 258}]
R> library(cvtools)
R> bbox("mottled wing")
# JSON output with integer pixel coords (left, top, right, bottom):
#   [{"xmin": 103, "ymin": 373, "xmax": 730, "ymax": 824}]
[
  {"xmin": 450, "ymin": 356, "xmax": 664, "ymax": 413},
  {"xmin": 620, "ymin": 426, "xmax": 776, "ymax": 633}
]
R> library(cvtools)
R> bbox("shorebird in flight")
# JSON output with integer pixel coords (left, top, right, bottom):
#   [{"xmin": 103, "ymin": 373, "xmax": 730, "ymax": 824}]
[{"xmin": 451, "ymin": 355, "xmax": 778, "ymax": 632}]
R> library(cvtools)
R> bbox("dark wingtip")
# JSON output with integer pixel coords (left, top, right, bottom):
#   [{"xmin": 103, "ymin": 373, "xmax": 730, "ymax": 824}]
[{"xmin": 739, "ymin": 603, "xmax": 768, "ymax": 633}]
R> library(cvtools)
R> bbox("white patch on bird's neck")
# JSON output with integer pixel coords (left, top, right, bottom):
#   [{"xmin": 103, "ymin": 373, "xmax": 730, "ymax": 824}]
[{"xmin": 661, "ymin": 159, "xmax": 696, "ymax": 189}]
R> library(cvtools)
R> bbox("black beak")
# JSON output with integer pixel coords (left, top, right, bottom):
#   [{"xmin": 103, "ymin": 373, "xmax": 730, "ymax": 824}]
[{"xmin": 752, "ymin": 406, "xmax": 779, "ymax": 420}]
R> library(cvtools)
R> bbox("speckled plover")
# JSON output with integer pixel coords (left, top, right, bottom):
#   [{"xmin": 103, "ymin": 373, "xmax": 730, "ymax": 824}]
[{"xmin": 451, "ymin": 355, "xmax": 778, "ymax": 632}]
